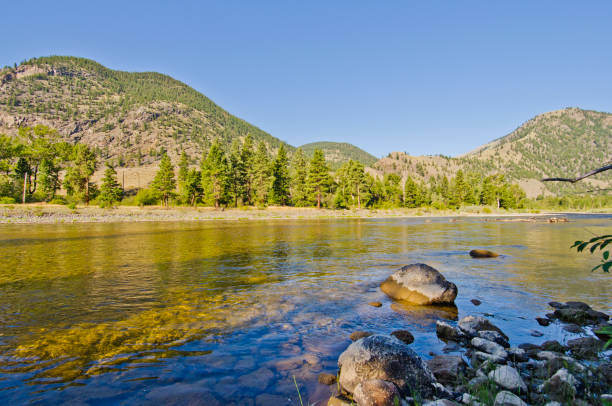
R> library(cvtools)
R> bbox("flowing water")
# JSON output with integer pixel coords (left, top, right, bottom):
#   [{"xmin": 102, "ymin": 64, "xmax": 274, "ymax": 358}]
[{"xmin": 0, "ymin": 215, "xmax": 610, "ymax": 405}]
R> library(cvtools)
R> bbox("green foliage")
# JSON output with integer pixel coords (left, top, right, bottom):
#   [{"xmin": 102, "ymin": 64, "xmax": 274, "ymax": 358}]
[
  {"xmin": 0, "ymin": 196, "xmax": 16, "ymax": 204},
  {"xmin": 270, "ymin": 145, "xmax": 291, "ymax": 205},
  {"xmin": 134, "ymin": 188, "xmax": 158, "ymax": 206},
  {"xmin": 64, "ymin": 144, "xmax": 97, "ymax": 204},
  {"xmin": 595, "ymin": 325, "xmax": 612, "ymax": 349},
  {"xmin": 290, "ymin": 148, "xmax": 309, "ymax": 207},
  {"xmin": 151, "ymin": 154, "xmax": 176, "ymax": 207},
  {"xmin": 201, "ymin": 140, "xmax": 228, "ymax": 208},
  {"xmin": 572, "ymin": 235, "xmax": 612, "ymax": 272},
  {"xmin": 307, "ymin": 149, "xmax": 332, "ymax": 208},
  {"xmin": 251, "ymin": 141, "xmax": 272, "ymax": 207},
  {"xmin": 98, "ymin": 163, "xmax": 123, "ymax": 207}
]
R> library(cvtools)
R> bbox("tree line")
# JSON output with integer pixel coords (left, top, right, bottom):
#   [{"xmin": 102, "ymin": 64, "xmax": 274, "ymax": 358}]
[{"xmin": 1, "ymin": 125, "xmax": 530, "ymax": 209}]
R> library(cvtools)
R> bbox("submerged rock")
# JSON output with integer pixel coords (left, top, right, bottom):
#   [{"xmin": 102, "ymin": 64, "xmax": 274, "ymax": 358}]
[
  {"xmin": 337, "ymin": 334, "xmax": 436, "ymax": 397},
  {"xmin": 318, "ymin": 372, "xmax": 337, "ymax": 385},
  {"xmin": 391, "ymin": 330, "xmax": 414, "ymax": 345},
  {"xmin": 536, "ymin": 317, "xmax": 551, "ymax": 326},
  {"xmin": 350, "ymin": 331, "xmax": 374, "ymax": 341},
  {"xmin": 353, "ymin": 379, "xmax": 401, "ymax": 406},
  {"xmin": 380, "ymin": 264, "xmax": 457, "ymax": 305},
  {"xmin": 469, "ymin": 249, "xmax": 499, "ymax": 258},
  {"xmin": 471, "ymin": 299, "xmax": 482, "ymax": 306},
  {"xmin": 369, "ymin": 301, "xmax": 383, "ymax": 308}
]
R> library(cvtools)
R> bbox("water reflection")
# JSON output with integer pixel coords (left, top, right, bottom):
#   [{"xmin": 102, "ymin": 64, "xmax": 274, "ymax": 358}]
[{"xmin": 0, "ymin": 215, "xmax": 610, "ymax": 404}]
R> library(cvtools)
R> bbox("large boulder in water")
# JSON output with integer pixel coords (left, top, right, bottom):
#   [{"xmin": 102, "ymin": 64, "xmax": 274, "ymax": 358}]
[
  {"xmin": 380, "ymin": 264, "xmax": 457, "ymax": 305},
  {"xmin": 337, "ymin": 334, "xmax": 436, "ymax": 397}
]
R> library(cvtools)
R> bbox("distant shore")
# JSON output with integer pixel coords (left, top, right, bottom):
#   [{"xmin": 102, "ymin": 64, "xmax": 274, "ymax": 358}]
[{"xmin": 0, "ymin": 204, "xmax": 610, "ymax": 224}]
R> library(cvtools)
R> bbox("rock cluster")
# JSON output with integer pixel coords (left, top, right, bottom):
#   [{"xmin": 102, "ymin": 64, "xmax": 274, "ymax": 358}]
[{"xmin": 325, "ymin": 298, "xmax": 611, "ymax": 406}]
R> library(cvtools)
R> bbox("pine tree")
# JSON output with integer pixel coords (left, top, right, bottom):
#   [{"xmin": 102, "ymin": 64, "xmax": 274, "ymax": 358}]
[
  {"xmin": 307, "ymin": 149, "xmax": 331, "ymax": 209},
  {"xmin": 38, "ymin": 158, "xmax": 61, "ymax": 201},
  {"xmin": 98, "ymin": 163, "xmax": 123, "ymax": 207},
  {"xmin": 183, "ymin": 168, "xmax": 202, "ymax": 206},
  {"xmin": 177, "ymin": 151, "xmax": 190, "ymax": 204},
  {"xmin": 404, "ymin": 176, "xmax": 421, "ymax": 208},
  {"xmin": 346, "ymin": 160, "xmax": 367, "ymax": 208},
  {"xmin": 201, "ymin": 140, "xmax": 228, "ymax": 208},
  {"xmin": 290, "ymin": 148, "xmax": 308, "ymax": 206},
  {"xmin": 241, "ymin": 135, "xmax": 255, "ymax": 205},
  {"xmin": 270, "ymin": 144, "xmax": 291, "ymax": 205},
  {"xmin": 383, "ymin": 173, "xmax": 403, "ymax": 207},
  {"xmin": 151, "ymin": 154, "xmax": 176, "ymax": 207},
  {"xmin": 64, "ymin": 144, "xmax": 97, "ymax": 205},
  {"xmin": 251, "ymin": 141, "xmax": 272, "ymax": 206},
  {"xmin": 227, "ymin": 139, "xmax": 245, "ymax": 207}
]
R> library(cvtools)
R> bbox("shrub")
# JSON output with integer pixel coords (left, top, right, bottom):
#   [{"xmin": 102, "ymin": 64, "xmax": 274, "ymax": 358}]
[
  {"xmin": 67, "ymin": 202, "xmax": 77, "ymax": 210},
  {"xmin": 0, "ymin": 196, "xmax": 16, "ymax": 204},
  {"xmin": 482, "ymin": 207, "xmax": 492, "ymax": 214},
  {"xmin": 134, "ymin": 188, "xmax": 158, "ymax": 206},
  {"xmin": 50, "ymin": 196, "xmax": 67, "ymax": 205}
]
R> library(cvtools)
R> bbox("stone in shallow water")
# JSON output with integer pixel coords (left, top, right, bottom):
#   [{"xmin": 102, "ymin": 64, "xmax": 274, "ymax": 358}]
[
  {"xmin": 391, "ymin": 330, "xmax": 414, "ymax": 345},
  {"xmin": 471, "ymin": 337, "xmax": 507, "ymax": 359},
  {"xmin": 350, "ymin": 331, "xmax": 374, "ymax": 341},
  {"xmin": 469, "ymin": 249, "xmax": 499, "ymax": 258},
  {"xmin": 471, "ymin": 299, "xmax": 482, "ymax": 306},
  {"xmin": 530, "ymin": 330, "xmax": 544, "ymax": 337},
  {"xmin": 567, "ymin": 336, "xmax": 603, "ymax": 359},
  {"xmin": 318, "ymin": 372, "xmax": 337, "ymax": 385},
  {"xmin": 436, "ymin": 321, "xmax": 465, "ymax": 342},
  {"xmin": 238, "ymin": 367, "xmax": 274, "ymax": 390},
  {"xmin": 380, "ymin": 263, "xmax": 457, "ymax": 305},
  {"xmin": 255, "ymin": 393, "xmax": 292, "ymax": 406},
  {"xmin": 536, "ymin": 317, "xmax": 551, "ymax": 326},
  {"xmin": 368, "ymin": 301, "xmax": 383, "ymax": 307},
  {"xmin": 337, "ymin": 334, "xmax": 436, "ymax": 397},
  {"xmin": 563, "ymin": 323, "xmax": 584, "ymax": 333},
  {"xmin": 458, "ymin": 315, "xmax": 508, "ymax": 341},
  {"xmin": 477, "ymin": 330, "xmax": 509, "ymax": 348}
]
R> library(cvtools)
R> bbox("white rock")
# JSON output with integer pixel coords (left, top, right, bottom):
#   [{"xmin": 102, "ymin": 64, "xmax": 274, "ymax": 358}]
[
  {"xmin": 488, "ymin": 365, "xmax": 527, "ymax": 393},
  {"xmin": 493, "ymin": 391, "xmax": 528, "ymax": 406},
  {"xmin": 462, "ymin": 393, "xmax": 485, "ymax": 406}
]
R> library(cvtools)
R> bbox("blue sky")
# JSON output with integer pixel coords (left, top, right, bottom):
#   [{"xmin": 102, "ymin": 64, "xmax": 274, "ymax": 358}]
[{"xmin": 2, "ymin": 1, "xmax": 611, "ymax": 157}]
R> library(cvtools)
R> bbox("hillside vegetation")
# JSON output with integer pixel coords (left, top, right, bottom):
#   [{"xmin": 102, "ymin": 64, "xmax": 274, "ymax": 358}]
[
  {"xmin": 373, "ymin": 108, "xmax": 612, "ymax": 197},
  {"xmin": 299, "ymin": 141, "xmax": 378, "ymax": 169},
  {"xmin": 0, "ymin": 56, "xmax": 289, "ymax": 166}
]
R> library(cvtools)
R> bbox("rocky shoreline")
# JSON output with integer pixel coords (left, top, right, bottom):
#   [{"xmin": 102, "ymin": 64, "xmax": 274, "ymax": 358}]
[{"xmin": 318, "ymin": 264, "xmax": 611, "ymax": 406}]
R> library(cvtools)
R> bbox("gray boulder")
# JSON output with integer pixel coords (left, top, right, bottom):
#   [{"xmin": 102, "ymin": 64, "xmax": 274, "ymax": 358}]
[
  {"xmin": 488, "ymin": 365, "xmax": 527, "ymax": 393},
  {"xmin": 541, "ymin": 368, "xmax": 577, "ymax": 402},
  {"xmin": 426, "ymin": 355, "xmax": 467, "ymax": 385},
  {"xmin": 436, "ymin": 321, "xmax": 465, "ymax": 342},
  {"xmin": 493, "ymin": 391, "xmax": 527, "ymax": 406},
  {"xmin": 338, "ymin": 334, "xmax": 436, "ymax": 397},
  {"xmin": 471, "ymin": 337, "xmax": 507, "ymax": 358},
  {"xmin": 477, "ymin": 330, "xmax": 509, "ymax": 348},
  {"xmin": 567, "ymin": 336, "xmax": 603, "ymax": 359},
  {"xmin": 458, "ymin": 316, "xmax": 508, "ymax": 341},
  {"xmin": 380, "ymin": 264, "xmax": 457, "ymax": 305}
]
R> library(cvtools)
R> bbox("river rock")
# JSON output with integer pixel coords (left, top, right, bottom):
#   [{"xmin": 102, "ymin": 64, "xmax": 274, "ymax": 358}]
[
  {"xmin": 477, "ymin": 330, "xmax": 509, "ymax": 348},
  {"xmin": 318, "ymin": 372, "xmax": 337, "ymax": 385},
  {"xmin": 469, "ymin": 249, "xmax": 499, "ymax": 258},
  {"xmin": 391, "ymin": 330, "xmax": 414, "ymax": 345},
  {"xmin": 423, "ymin": 400, "xmax": 460, "ymax": 406},
  {"xmin": 493, "ymin": 391, "xmax": 527, "ymax": 406},
  {"xmin": 436, "ymin": 321, "xmax": 465, "ymax": 342},
  {"xmin": 541, "ymin": 368, "xmax": 577, "ymax": 402},
  {"xmin": 369, "ymin": 301, "xmax": 383, "ymax": 308},
  {"xmin": 426, "ymin": 355, "xmax": 467, "ymax": 385},
  {"xmin": 472, "ymin": 351, "xmax": 506, "ymax": 364},
  {"xmin": 337, "ymin": 334, "xmax": 436, "ymax": 397},
  {"xmin": 536, "ymin": 317, "xmax": 551, "ymax": 326},
  {"xmin": 380, "ymin": 264, "xmax": 458, "ymax": 305},
  {"xmin": 597, "ymin": 362, "xmax": 612, "ymax": 386},
  {"xmin": 471, "ymin": 337, "xmax": 508, "ymax": 359},
  {"xmin": 506, "ymin": 347, "xmax": 528, "ymax": 363},
  {"xmin": 353, "ymin": 379, "xmax": 401, "ymax": 406},
  {"xmin": 458, "ymin": 316, "xmax": 508, "ymax": 340},
  {"xmin": 350, "ymin": 331, "xmax": 374, "ymax": 341},
  {"xmin": 488, "ymin": 365, "xmax": 527, "ymax": 393},
  {"xmin": 471, "ymin": 299, "xmax": 482, "ymax": 306},
  {"xmin": 553, "ymin": 307, "xmax": 609, "ymax": 326},
  {"xmin": 327, "ymin": 396, "xmax": 353, "ymax": 406},
  {"xmin": 562, "ymin": 323, "xmax": 584, "ymax": 333},
  {"xmin": 540, "ymin": 340, "xmax": 566, "ymax": 353},
  {"xmin": 461, "ymin": 393, "xmax": 485, "ymax": 406},
  {"xmin": 567, "ymin": 336, "xmax": 603, "ymax": 359}
]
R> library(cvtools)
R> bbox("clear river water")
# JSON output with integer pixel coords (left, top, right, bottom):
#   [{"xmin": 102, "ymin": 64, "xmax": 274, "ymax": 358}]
[{"xmin": 0, "ymin": 215, "xmax": 610, "ymax": 405}]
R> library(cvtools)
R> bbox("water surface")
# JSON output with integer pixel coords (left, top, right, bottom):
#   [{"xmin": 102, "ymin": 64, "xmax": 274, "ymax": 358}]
[{"xmin": 0, "ymin": 215, "xmax": 610, "ymax": 404}]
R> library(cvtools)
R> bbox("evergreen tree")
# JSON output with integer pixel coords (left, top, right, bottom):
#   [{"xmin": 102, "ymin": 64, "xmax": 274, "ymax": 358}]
[
  {"xmin": 307, "ymin": 149, "xmax": 331, "ymax": 208},
  {"xmin": 241, "ymin": 135, "xmax": 255, "ymax": 205},
  {"xmin": 404, "ymin": 176, "xmax": 422, "ymax": 208},
  {"xmin": 183, "ymin": 168, "xmax": 202, "ymax": 206},
  {"xmin": 98, "ymin": 163, "xmax": 123, "ymax": 207},
  {"xmin": 64, "ymin": 144, "xmax": 98, "ymax": 204},
  {"xmin": 201, "ymin": 140, "xmax": 228, "ymax": 208},
  {"xmin": 290, "ymin": 148, "xmax": 308, "ymax": 206},
  {"xmin": 346, "ymin": 160, "xmax": 367, "ymax": 209},
  {"xmin": 37, "ymin": 158, "xmax": 61, "ymax": 201},
  {"xmin": 270, "ymin": 144, "xmax": 291, "ymax": 205},
  {"xmin": 449, "ymin": 170, "xmax": 468, "ymax": 207},
  {"xmin": 227, "ymin": 139, "xmax": 245, "ymax": 207},
  {"xmin": 383, "ymin": 173, "xmax": 403, "ymax": 207},
  {"xmin": 251, "ymin": 141, "xmax": 272, "ymax": 206},
  {"xmin": 151, "ymin": 154, "xmax": 176, "ymax": 207}
]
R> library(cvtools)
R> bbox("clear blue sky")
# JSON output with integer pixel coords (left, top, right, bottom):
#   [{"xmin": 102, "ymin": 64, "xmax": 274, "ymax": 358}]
[{"xmin": 2, "ymin": 1, "xmax": 611, "ymax": 157}]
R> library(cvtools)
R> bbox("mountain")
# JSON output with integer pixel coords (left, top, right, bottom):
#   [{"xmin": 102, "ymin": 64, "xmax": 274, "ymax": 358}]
[
  {"xmin": 0, "ymin": 56, "xmax": 290, "ymax": 166},
  {"xmin": 299, "ymin": 141, "xmax": 378, "ymax": 170},
  {"xmin": 372, "ymin": 108, "xmax": 612, "ymax": 197}
]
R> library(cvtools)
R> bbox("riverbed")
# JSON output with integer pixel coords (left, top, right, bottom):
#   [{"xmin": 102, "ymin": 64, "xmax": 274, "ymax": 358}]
[{"xmin": 0, "ymin": 215, "xmax": 610, "ymax": 404}]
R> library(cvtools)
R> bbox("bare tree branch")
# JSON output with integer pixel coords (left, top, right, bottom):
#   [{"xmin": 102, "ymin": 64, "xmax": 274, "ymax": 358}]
[{"xmin": 542, "ymin": 163, "xmax": 612, "ymax": 183}]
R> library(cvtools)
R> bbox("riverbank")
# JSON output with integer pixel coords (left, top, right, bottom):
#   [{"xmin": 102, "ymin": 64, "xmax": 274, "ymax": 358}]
[{"xmin": 0, "ymin": 204, "xmax": 610, "ymax": 224}]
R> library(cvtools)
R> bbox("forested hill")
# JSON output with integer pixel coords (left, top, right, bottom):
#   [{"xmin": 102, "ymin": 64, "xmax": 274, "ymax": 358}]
[
  {"xmin": 373, "ymin": 108, "xmax": 612, "ymax": 197},
  {"xmin": 299, "ymin": 141, "xmax": 378, "ymax": 169},
  {"xmin": 0, "ymin": 56, "xmax": 289, "ymax": 166}
]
